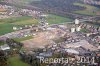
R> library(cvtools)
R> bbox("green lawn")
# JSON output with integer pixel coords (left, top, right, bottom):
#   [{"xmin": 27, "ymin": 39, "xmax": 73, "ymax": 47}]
[
  {"xmin": 73, "ymin": 3, "xmax": 99, "ymax": 16},
  {"xmin": 8, "ymin": 55, "xmax": 30, "ymax": 66},
  {"xmin": 46, "ymin": 14, "xmax": 72, "ymax": 24}
]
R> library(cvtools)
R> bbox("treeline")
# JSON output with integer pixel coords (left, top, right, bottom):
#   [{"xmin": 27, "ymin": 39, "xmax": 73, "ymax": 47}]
[{"xmin": 0, "ymin": 38, "xmax": 23, "ymax": 66}]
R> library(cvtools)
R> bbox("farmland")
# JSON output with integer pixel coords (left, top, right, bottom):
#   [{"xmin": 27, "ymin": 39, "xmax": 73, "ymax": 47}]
[
  {"xmin": 46, "ymin": 14, "xmax": 72, "ymax": 24},
  {"xmin": 0, "ymin": 14, "xmax": 72, "ymax": 35},
  {"xmin": 73, "ymin": 3, "xmax": 100, "ymax": 16},
  {"xmin": 0, "ymin": 16, "xmax": 38, "ymax": 35}
]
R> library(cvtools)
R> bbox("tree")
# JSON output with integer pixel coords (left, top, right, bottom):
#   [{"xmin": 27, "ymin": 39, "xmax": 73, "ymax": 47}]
[{"xmin": 0, "ymin": 50, "xmax": 8, "ymax": 66}]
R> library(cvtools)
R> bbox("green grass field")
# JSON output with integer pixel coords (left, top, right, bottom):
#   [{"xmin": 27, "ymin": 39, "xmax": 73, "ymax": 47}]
[
  {"xmin": 46, "ymin": 14, "xmax": 72, "ymax": 24},
  {"xmin": 0, "ymin": 16, "xmax": 38, "ymax": 25},
  {"xmin": 0, "ymin": 16, "xmax": 38, "ymax": 35},
  {"xmin": 8, "ymin": 55, "xmax": 30, "ymax": 66},
  {"xmin": 0, "ymin": 23, "xmax": 15, "ymax": 35},
  {"xmin": 73, "ymin": 3, "xmax": 99, "ymax": 16},
  {"xmin": 12, "ymin": 19, "xmax": 38, "ymax": 25}
]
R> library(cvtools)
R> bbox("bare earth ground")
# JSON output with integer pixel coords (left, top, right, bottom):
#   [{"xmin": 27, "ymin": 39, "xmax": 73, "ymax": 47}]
[{"xmin": 22, "ymin": 29, "xmax": 64, "ymax": 49}]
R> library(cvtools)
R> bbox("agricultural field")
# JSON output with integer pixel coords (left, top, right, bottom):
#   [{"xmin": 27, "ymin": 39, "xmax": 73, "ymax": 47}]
[
  {"xmin": 0, "ymin": 16, "xmax": 38, "ymax": 35},
  {"xmin": 0, "ymin": 14, "xmax": 72, "ymax": 35},
  {"xmin": 8, "ymin": 55, "xmax": 30, "ymax": 66},
  {"xmin": 73, "ymin": 3, "xmax": 100, "ymax": 15},
  {"xmin": 46, "ymin": 14, "xmax": 72, "ymax": 24},
  {"xmin": 10, "ymin": 0, "xmax": 41, "ymax": 5},
  {"xmin": 0, "ymin": 23, "xmax": 14, "ymax": 35},
  {"xmin": 0, "ymin": 16, "xmax": 38, "ymax": 24},
  {"xmin": 73, "ymin": 3, "xmax": 100, "ymax": 16}
]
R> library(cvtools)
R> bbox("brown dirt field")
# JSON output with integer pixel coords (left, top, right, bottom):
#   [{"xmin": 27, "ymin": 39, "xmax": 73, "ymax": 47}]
[
  {"xmin": 22, "ymin": 28, "xmax": 65, "ymax": 49},
  {"xmin": 22, "ymin": 31, "xmax": 56, "ymax": 49}
]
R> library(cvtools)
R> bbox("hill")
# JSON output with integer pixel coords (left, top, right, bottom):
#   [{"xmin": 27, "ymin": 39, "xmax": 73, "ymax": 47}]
[
  {"xmin": 30, "ymin": 0, "xmax": 84, "ymax": 12},
  {"xmin": 30, "ymin": 0, "xmax": 100, "ymax": 16}
]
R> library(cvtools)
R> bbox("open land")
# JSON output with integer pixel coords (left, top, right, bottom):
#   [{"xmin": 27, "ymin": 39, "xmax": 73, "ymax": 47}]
[
  {"xmin": 0, "ymin": 14, "xmax": 72, "ymax": 35},
  {"xmin": 0, "ymin": 16, "xmax": 38, "ymax": 35},
  {"xmin": 22, "ymin": 29, "xmax": 64, "ymax": 49},
  {"xmin": 73, "ymin": 3, "xmax": 100, "ymax": 16}
]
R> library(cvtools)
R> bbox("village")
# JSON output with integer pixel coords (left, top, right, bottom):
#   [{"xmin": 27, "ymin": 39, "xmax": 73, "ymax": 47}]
[{"xmin": 0, "ymin": 3, "xmax": 100, "ymax": 66}]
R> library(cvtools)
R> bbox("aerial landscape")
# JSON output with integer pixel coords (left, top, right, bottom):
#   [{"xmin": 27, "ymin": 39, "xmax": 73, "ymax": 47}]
[{"xmin": 0, "ymin": 0, "xmax": 100, "ymax": 66}]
